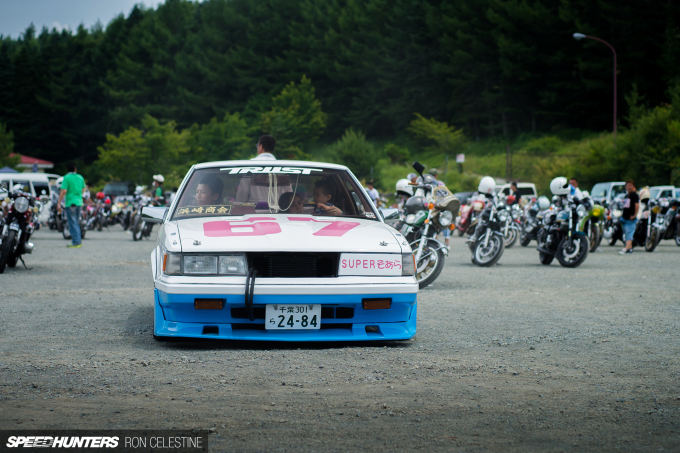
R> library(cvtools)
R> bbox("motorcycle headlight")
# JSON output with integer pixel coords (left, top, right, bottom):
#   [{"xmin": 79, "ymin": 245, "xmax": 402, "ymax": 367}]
[
  {"xmin": 438, "ymin": 210, "xmax": 453, "ymax": 227},
  {"xmin": 14, "ymin": 196, "xmax": 29, "ymax": 213},
  {"xmin": 498, "ymin": 211, "xmax": 509, "ymax": 222},
  {"xmin": 613, "ymin": 209, "xmax": 622, "ymax": 218},
  {"xmin": 405, "ymin": 214, "xmax": 416, "ymax": 224},
  {"xmin": 652, "ymin": 206, "xmax": 660, "ymax": 214},
  {"xmin": 576, "ymin": 205, "xmax": 587, "ymax": 218},
  {"xmin": 511, "ymin": 209, "xmax": 521, "ymax": 219}
]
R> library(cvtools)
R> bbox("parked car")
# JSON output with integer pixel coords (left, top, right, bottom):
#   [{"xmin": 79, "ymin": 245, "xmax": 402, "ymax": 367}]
[
  {"xmin": 648, "ymin": 185, "xmax": 676, "ymax": 200},
  {"xmin": 590, "ymin": 181, "xmax": 625, "ymax": 206},
  {"xmin": 103, "ymin": 181, "xmax": 136, "ymax": 199},
  {"xmin": 145, "ymin": 160, "xmax": 418, "ymax": 342},
  {"xmin": 494, "ymin": 183, "xmax": 537, "ymax": 205}
]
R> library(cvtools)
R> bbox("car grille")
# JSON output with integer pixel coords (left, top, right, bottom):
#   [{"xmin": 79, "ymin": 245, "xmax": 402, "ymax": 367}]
[
  {"xmin": 231, "ymin": 306, "xmax": 354, "ymax": 320},
  {"xmin": 248, "ymin": 252, "xmax": 339, "ymax": 278}
]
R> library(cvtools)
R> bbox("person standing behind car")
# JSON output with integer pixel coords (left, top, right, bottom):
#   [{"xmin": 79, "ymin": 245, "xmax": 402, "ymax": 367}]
[
  {"xmin": 152, "ymin": 175, "xmax": 165, "ymax": 206},
  {"xmin": 57, "ymin": 163, "xmax": 85, "ymax": 249},
  {"xmin": 619, "ymin": 179, "xmax": 639, "ymax": 255}
]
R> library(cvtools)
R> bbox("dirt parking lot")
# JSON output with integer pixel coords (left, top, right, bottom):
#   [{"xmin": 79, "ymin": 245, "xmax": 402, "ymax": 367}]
[{"xmin": 0, "ymin": 226, "xmax": 678, "ymax": 452}]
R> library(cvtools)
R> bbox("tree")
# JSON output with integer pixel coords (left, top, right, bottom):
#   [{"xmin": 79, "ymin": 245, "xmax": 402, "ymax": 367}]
[
  {"xmin": 187, "ymin": 112, "xmax": 253, "ymax": 162},
  {"xmin": 0, "ymin": 122, "xmax": 20, "ymax": 168},
  {"xmin": 327, "ymin": 128, "xmax": 381, "ymax": 181},
  {"xmin": 408, "ymin": 113, "xmax": 466, "ymax": 155},
  {"xmin": 96, "ymin": 115, "xmax": 189, "ymax": 187},
  {"xmin": 260, "ymin": 76, "xmax": 327, "ymax": 159}
]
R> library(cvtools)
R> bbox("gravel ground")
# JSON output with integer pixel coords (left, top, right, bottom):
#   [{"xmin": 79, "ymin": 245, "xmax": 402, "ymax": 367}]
[{"xmin": 0, "ymin": 225, "xmax": 679, "ymax": 452}]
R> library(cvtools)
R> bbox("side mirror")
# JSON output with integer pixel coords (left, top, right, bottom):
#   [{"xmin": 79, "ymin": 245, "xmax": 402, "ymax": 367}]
[
  {"xmin": 142, "ymin": 206, "xmax": 168, "ymax": 224},
  {"xmin": 412, "ymin": 161, "xmax": 425, "ymax": 176},
  {"xmin": 379, "ymin": 208, "xmax": 400, "ymax": 221}
]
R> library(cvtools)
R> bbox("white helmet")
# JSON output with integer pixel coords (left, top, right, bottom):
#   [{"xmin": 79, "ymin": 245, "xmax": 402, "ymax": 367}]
[
  {"xmin": 478, "ymin": 176, "xmax": 496, "ymax": 195},
  {"xmin": 537, "ymin": 196, "xmax": 551, "ymax": 210},
  {"xmin": 55, "ymin": 176, "xmax": 64, "ymax": 189},
  {"xmin": 550, "ymin": 176, "xmax": 570, "ymax": 195},
  {"xmin": 395, "ymin": 179, "xmax": 413, "ymax": 197},
  {"xmin": 135, "ymin": 185, "xmax": 144, "ymax": 194},
  {"xmin": 153, "ymin": 174, "xmax": 165, "ymax": 183}
]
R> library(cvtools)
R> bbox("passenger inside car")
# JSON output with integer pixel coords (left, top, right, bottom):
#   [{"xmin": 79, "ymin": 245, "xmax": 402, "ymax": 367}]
[
  {"xmin": 195, "ymin": 175, "xmax": 224, "ymax": 206},
  {"xmin": 313, "ymin": 179, "xmax": 342, "ymax": 216},
  {"xmin": 278, "ymin": 192, "xmax": 304, "ymax": 214}
]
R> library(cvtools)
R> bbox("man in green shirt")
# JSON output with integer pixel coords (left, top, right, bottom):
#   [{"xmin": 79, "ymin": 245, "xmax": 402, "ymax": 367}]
[
  {"xmin": 57, "ymin": 163, "xmax": 85, "ymax": 248},
  {"xmin": 152, "ymin": 174, "xmax": 165, "ymax": 206}
]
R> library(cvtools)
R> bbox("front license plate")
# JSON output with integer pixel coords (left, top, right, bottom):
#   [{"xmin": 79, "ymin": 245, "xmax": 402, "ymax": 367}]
[{"xmin": 265, "ymin": 304, "xmax": 321, "ymax": 330}]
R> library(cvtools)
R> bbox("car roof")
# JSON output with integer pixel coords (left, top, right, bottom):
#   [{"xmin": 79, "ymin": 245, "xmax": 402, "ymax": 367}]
[
  {"xmin": 649, "ymin": 185, "xmax": 675, "ymax": 189},
  {"xmin": 194, "ymin": 160, "xmax": 350, "ymax": 171},
  {"xmin": 0, "ymin": 173, "xmax": 50, "ymax": 182}
]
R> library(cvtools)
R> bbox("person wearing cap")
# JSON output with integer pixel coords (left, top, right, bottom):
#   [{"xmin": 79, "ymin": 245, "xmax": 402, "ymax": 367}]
[
  {"xmin": 365, "ymin": 180, "xmax": 380, "ymax": 206},
  {"xmin": 152, "ymin": 174, "xmax": 165, "ymax": 206},
  {"xmin": 428, "ymin": 168, "xmax": 445, "ymax": 187}
]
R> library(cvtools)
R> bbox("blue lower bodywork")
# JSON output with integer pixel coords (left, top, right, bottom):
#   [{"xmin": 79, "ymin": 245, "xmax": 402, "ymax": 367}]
[{"xmin": 153, "ymin": 289, "xmax": 417, "ymax": 342}]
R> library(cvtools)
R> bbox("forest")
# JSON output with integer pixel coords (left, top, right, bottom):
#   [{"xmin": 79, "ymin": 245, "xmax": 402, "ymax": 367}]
[{"xmin": 1, "ymin": 0, "xmax": 680, "ymax": 193}]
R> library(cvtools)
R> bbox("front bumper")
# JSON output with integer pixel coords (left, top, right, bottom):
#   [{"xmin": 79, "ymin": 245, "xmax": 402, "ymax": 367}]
[{"xmin": 153, "ymin": 285, "xmax": 417, "ymax": 342}]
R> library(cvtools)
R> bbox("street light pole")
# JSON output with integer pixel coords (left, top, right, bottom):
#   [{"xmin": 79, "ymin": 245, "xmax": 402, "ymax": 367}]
[{"xmin": 573, "ymin": 33, "xmax": 617, "ymax": 139}]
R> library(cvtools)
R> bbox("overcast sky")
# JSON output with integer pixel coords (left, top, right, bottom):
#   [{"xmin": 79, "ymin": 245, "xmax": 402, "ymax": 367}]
[{"xmin": 0, "ymin": 0, "xmax": 168, "ymax": 38}]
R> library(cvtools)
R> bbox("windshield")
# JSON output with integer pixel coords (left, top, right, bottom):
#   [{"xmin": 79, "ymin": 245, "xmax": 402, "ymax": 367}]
[
  {"xmin": 171, "ymin": 165, "xmax": 377, "ymax": 220},
  {"xmin": 590, "ymin": 183, "xmax": 607, "ymax": 198},
  {"xmin": 611, "ymin": 185, "xmax": 625, "ymax": 198},
  {"xmin": 649, "ymin": 188, "xmax": 660, "ymax": 199},
  {"xmin": 104, "ymin": 183, "xmax": 131, "ymax": 194}
]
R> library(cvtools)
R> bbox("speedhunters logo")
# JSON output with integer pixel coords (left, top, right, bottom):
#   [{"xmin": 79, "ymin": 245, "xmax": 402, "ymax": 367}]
[
  {"xmin": 0, "ymin": 431, "xmax": 208, "ymax": 452},
  {"xmin": 6, "ymin": 436, "xmax": 119, "ymax": 448}
]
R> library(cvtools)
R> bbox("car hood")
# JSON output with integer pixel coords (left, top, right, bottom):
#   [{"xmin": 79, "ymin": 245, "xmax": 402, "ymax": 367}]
[{"xmin": 171, "ymin": 215, "xmax": 405, "ymax": 254}]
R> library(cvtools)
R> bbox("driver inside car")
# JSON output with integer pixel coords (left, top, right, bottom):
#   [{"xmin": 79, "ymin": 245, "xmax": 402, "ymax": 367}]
[{"xmin": 195, "ymin": 175, "xmax": 224, "ymax": 206}]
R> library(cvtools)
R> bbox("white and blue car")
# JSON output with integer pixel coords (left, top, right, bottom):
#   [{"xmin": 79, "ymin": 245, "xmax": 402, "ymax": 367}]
[{"xmin": 144, "ymin": 160, "xmax": 418, "ymax": 342}]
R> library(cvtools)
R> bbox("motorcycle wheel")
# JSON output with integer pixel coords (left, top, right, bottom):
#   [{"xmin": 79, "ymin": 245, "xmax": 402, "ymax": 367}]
[
  {"xmin": 504, "ymin": 228, "xmax": 518, "ymax": 248},
  {"xmin": 594, "ymin": 224, "xmax": 604, "ymax": 249},
  {"xmin": 97, "ymin": 217, "xmax": 103, "ymax": 231},
  {"xmin": 457, "ymin": 225, "xmax": 466, "ymax": 237},
  {"xmin": 471, "ymin": 233, "xmax": 505, "ymax": 267},
  {"xmin": 588, "ymin": 222, "xmax": 600, "ymax": 252},
  {"xmin": 556, "ymin": 235, "xmax": 589, "ymax": 268},
  {"xmin": 412, "ymin": 239, "xmax": 446, "ymax": 289},
  {"xmin": 676, "ymin": 232, "xmax": 680, "ymax": 247},
  {"xmin": 132, "ymin": 216, "xmax": 144, "ymax": 241},
  {"xmin": 55, "ymin": 215, "xmax": 63, "ymax": 232},
  {"xmin": 520, "ymin": 230, "xmax": 532, "ymax": 247},
  {"xmin": 80, "ymin": 224, "xmax": 86, "ymax": 239},
  {"xmin": 0, "ymin": 230, "xmax": 16, "ymax": 274},
  {"xmin": 537, "ymin": 229, "xmax": 554, "ymax": 265},
  {"xmin": 645, "ymin": 227, "xmax": 660, "ymax": 252},
  {"xmin": 62, "ymin": 224, "xmax": 71, "ymax": 240}
]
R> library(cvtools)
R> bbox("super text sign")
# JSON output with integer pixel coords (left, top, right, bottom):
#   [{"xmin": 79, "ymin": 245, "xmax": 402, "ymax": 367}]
[{"xmin": 338, "ymin": 254, "xmax": 402, "ymax": 276}]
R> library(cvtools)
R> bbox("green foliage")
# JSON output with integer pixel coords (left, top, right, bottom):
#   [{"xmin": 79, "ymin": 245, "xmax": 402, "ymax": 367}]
[
  {"xmin": 383, "ymin": 143, "xmax": 411, "ymax": 164},
  {"xmin": 327, "ymin": 128, "xmax": 381, "ymax": 182},
  {"xmin": 409, "ymin": 113, "xmax": 466, "ymax": 154},
  {"xmin": 187, "ymin": 112, "xmax": 252, "ymax": 162},
  {"xmin": 0, "ymin": 122, "xmax": 20, "ymax": 168},
  {"xmin": 260, "ymin": 76, "xmax": 326, "ymax": 160},
  {"xmin": 96, "ymin": 115, "xmax": 189, "ymax": 188}
]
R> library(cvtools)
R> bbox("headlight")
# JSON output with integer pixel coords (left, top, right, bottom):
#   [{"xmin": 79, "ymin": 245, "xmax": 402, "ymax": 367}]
[
  {"xmin": 184, "ymin": 255, "xmax": 218, "ymax": 274},
  {"xmin": 402, "ymin": 253, "xmax": 415, "ymax": 276},
  {"xmin": 652, "ymin": 206, "xmax": 660, "ymax": 214},
  {"xmin": 405, "ymin": 214, "xmax": 416, "ymax": 224},
  {"xmin": 576, "ymin": 205, "xmax": 587, "ymax": 218},
  {"xmin": 219, "ymin": 255, "xmax": 247, "ymax": 275},
  {"xmin": 438, "ymin": 210, "xmax": 453, "ymax": 226},
  {"xmin": 498, "ymin": 211, "xmax": 509, "ymax": 222},
  {"xmin": 613, "ymin": 209, "xmax": 622, "ymax": 218},
  {"xmin": 14, "ymin": 196, "xmax": 29, "ymax": 213},
  {"xmin": 511, "ymin": 209, "xmax": 521, "ymax": 219},
  {"xmin": 163, "ymin": 253, "xmax": 248, "ymax": 276}
]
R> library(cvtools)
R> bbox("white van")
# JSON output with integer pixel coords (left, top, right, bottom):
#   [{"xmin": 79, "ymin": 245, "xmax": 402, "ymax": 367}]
[
  {"xmin": 590, "ymin": 181, "xmax": 625, "ymax": 206},
  {"xmin": 649, "ymin": 185, "xmax": 676, "ymax": 200},
  {"xmin": 0, "ymin": 173, "xmax": 54, "ymax": 223},
  {"xmin": 495, "ymin": 182, "xmax": 538, "ymax": 205}
]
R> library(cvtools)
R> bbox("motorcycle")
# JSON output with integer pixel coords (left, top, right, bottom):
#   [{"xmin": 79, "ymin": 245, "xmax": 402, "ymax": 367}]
[
  {"xmin": 456, "ymin": 198, "xmax": 485, "ymax": 237},
  {"xmin": 577, "ymin": 197, "xmax": 605, "ymax": 252},
  {"xmin": 645, "ymin": 197, "xmax": 680, "ymax": 252},
  {"xmin": 131, "ymin": 195, "xmax": 157, "ymax": 241},
  {"xmin": 603, "ymin": 195, "xmax": 624, "ymax": 246},
  {"xmin": 498, "ymin": 200, "xmax": 522, "ymax": 248},
  {"xmin": 536, "ymin": 197, "xmax": 589, "ymax": 267},
  {"xmin": 466, "ymin": 195, "xmax": 506, "ymax": 266},
  {"xmin": 399, "ymin": 162, "xmax": 460, "ymax": 288},
  {"xmin": 0, "ymin": 186, "xmax": 43, "ymax": 273},
  {"xmin": 520, "ymin": 196, "xmax": 550, "ymax": 246}
]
